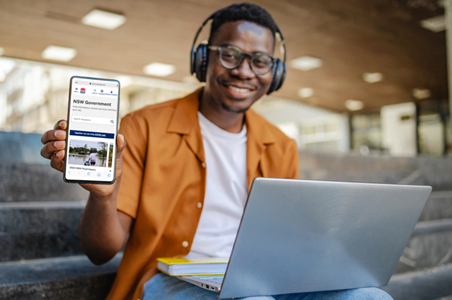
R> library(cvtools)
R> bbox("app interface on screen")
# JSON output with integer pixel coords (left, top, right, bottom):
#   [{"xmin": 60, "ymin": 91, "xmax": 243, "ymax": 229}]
[{"xmin": 65, "ymin": 78, "xmax": 119, "ymax": 182}]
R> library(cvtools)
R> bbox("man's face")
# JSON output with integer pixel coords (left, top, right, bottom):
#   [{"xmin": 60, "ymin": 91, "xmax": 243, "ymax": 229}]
[{"xmin": 204, "ymin": 21, "xmax": 274, "ymax": 113}]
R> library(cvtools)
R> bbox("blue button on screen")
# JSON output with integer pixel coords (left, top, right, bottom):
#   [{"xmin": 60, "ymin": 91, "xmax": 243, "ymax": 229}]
[{"xmin": 70, "ymin": 130, "xmax": 114, "ymax": 139}]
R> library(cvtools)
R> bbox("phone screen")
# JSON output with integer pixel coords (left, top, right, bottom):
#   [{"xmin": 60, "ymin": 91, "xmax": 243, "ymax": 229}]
[{"xmin": 64, "ymin": 76, "xmax": 120, "ymax": 184}]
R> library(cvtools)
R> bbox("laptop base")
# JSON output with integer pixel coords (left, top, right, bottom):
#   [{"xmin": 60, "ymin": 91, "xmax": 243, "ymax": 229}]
[{"xmin": 177, "ymin": 275, "xmax": 223, "ymax": 292}]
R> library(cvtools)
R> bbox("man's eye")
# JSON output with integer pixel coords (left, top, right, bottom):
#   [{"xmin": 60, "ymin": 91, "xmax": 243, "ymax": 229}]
[
  {"xmin": 222, "ymin": 53, "xmax": 239, "ymax": 60},
  {"xmin": 254, "ymin": 57, "xmax": 270, "ymax": 65}
]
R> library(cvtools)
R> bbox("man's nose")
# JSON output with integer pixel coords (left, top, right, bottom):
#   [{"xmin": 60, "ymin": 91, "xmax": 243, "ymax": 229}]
[{"xmin": 230, "ymin": 57, "xmax": 255, "ymax": 79}]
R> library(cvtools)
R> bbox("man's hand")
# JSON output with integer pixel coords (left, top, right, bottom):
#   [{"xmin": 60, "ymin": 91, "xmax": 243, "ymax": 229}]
[
  {"xmin": 41, "ymin": 119, "xmax": 132, "ymax": 265},
  {"xmin": 40, "ymin": 119, "xmax": 126, "ymax": 197}
]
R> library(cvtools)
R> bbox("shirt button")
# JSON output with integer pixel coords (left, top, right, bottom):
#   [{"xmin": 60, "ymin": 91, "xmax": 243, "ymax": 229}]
[
  {"xmin": 182, "ymin": 241, "xmax": 189, "ymax": 248},
  {"xmin": 201, "ymin": 162, "xmax": 206, "ymax": 168},
  {"xmin": 197, "ymin": 202, "xmax": 202, "ymax": 209}
]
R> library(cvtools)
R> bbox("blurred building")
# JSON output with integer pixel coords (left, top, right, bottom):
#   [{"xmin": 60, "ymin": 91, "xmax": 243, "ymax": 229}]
[
  {"xmin": 0, "ymin": 59, "xmax": 197, "ymax": 133},
  {"xmin": 0, "ymin": 58, "xmax": 353, "ymax": 153},
  {"xmin": 1, "ymin": 56, "xmax": 450, "ymax": 155}
]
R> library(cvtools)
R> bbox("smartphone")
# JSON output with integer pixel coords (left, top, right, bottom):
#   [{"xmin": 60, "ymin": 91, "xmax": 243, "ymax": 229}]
[{"xmin": 63, "ymin": 76, "xmax": 120, "ymax": 184}]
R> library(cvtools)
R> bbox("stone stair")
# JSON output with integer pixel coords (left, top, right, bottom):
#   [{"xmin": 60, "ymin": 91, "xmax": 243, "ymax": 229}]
[
  {"xmin": 380, "ymin": 191, "xmax": 452, "ymax": 299},
  {"xmin": 0, "ymin": 201, "xmax": 84, "ymax": 262},
  {"xmin": 0, "ymin": 255, "xmax": 121, "ymax": 300},
  {"xmin": 0, "ymin": 161, "xmax": 121, "ymax": 300},
  {"xmin": 298, "ymin": 150, "xmax": 452, "ymax": 191},
  {"xmin": 1, "ymin": 132, "xmax": 452, "ymax": 299}
]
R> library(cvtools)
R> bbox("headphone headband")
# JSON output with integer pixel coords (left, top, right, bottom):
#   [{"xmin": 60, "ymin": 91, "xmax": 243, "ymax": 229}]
[{"xmin": 190, "ymin": 12, "xmax": 216, "ymax": 74}]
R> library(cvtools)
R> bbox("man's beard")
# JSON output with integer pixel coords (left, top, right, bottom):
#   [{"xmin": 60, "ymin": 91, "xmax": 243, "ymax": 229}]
[{"xmin": 221, "ymin": 102, "xmax": 251, "ymax": 114}]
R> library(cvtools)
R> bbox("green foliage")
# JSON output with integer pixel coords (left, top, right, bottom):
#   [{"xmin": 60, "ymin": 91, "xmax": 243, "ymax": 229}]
[
  {"xmin": 68, "ymin": 142, "xmax": 109, "ymax": 155},
  {"xmin": 108, "ymin": 144, "xmax": 114, "ymax": 168},
  {"xmin": 97, "ymin": 142, "xmax": 108, "ymax": 157},
  {"xmin": 69, "ymin": 146, "xmax": 89, "ymax": 154}
]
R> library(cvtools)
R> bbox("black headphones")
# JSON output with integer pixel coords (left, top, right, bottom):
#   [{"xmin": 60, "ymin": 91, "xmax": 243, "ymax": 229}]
[{"xmin": 190, "ymin": 11, "xmax": 287, "ymax": 95}]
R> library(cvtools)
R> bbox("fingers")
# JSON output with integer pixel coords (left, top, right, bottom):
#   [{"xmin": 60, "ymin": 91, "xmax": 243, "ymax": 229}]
[
  {"xmin": 42, "ymin": 119, "xmax": 67, "ymax": 145},
  {"xmin": 54, "ymin": 119, "xmax": 67, "ymax": 130},
  {"xmin": 50, "ymin": 150, "xmax": 65, "ymax": 173},
  {"xmin": 41, "ymin": 129, "xmax": 66, "ymax": 147},
  {"xmin": 40, "ymin": 129, "xmax": 66, "ymax": 160},
  {"xmin": 41, "ymin": 140, "xmax": 66, "ymax": 159},
  {"xmin": 41, "ymin": 120, "xmax": 67, "ymax": 167}
]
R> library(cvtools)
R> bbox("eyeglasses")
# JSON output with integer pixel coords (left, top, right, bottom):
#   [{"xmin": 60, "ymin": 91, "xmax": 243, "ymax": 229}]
[{"xmin": 208, "ymin": 45, "xmax": 274, "ymax": 75}]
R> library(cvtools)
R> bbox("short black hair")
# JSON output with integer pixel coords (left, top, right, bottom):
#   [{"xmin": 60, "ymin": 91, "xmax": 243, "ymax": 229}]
[{"xmin": 208, "ymin": 3, "xmax": 278, "ymax": 44}]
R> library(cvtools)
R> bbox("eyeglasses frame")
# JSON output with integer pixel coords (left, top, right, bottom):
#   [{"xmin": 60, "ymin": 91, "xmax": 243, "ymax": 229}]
[{"xmin": 207, "ymin": 45, "xmax": 275, "ymax": 75}]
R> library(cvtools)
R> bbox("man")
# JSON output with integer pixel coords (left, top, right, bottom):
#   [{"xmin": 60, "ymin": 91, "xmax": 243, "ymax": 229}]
[
  {"xmin": 41, "ymin": 3, "xmax": 392, "ymax": 300},
  {"xmin": 88, "ymin": 151, "xmax": 97, "ymax": 166}
]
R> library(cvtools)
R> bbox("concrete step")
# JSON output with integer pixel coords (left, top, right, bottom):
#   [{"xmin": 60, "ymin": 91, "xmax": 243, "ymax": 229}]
[
  {"xmin": 0, "ymin": 203, "xmax": 449, "ymax": 299},
  {"xmin": 0, "ymin": 201, "xmax": 85, "ymax": 262},
  {"xmin": 3, "ymin": 131, "xmax": 452, "ymax": 189},
  {"xmin": 0, "ymin": 255, "xmax": 450, "ymax": 300},
  {"xmin": 0, "ymin": 254, "xmax": 121, "ymax": 300},
  {"xmin": 2, "ymin": 149, "xmax": 452, "ymax": 204},
  {"xmin": 0, "ymin": 162, "xmax": 88, "ymax": 202},
  {"xmin": 394, "ymin": 219, "xmax": 452, "ymax": 274},
  {"xmin": 1, "ymin": 198, "xmax": 451, "ymax": 269},
  {"xmin": 381, "ymin": 263, "xmax": 452, "ymax": 300},
  {"xmin": 419, "ymin": 191, "xmax": 452, "ymax": 222},
  {"xmin": 433, "ymin": 296, "xmax": 452, "ymax": 300},
  {"xmin": 298, "ymin": 150, "xmax": 452, "ymax": 190}
]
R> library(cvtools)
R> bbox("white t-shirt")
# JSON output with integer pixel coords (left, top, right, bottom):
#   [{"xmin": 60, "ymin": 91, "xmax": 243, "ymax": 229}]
[
  {"xmin": 89, "ymin": 153, "xmax": 97, "ymax": 162},
  {"xmin": 185, "ymin": 112, "xmax": 248, "ymax": 258}
]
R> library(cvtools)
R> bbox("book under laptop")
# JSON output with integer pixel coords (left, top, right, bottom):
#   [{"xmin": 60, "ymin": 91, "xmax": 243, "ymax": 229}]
[
  {"xmin": 157, "ymin": 257, "xmax": 228, "ymax": 276},
  {"xmin": 178, "ymin": 178, "xmax": 432, "ymax": 299}
]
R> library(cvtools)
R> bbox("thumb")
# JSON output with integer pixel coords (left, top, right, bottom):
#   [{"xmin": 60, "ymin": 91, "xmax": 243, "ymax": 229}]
[{"xmin": 116, "ymin": 134, "xmax": 126, "ymax": 157}]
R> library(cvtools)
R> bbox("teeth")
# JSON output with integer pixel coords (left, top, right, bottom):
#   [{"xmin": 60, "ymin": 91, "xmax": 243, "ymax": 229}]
[{"xmin": 229, "ymin": 86, "xmax": 250, "ymax": 93}]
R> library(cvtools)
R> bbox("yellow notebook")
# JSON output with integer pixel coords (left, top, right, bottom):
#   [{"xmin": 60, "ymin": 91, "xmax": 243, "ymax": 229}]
[{"xmin": 157, "ymin": 257, "xmax": 229, "ymax": 276}]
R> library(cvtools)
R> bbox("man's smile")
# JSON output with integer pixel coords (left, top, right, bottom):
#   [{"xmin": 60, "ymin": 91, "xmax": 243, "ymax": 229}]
[{"xmin": 221, "ymin": 82, "xmax": 257, "ymax": 99}]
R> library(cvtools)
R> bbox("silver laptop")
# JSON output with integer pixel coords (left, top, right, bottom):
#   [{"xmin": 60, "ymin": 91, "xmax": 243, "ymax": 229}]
[{"xmin": 178, "ymin": 178, "xmax": 432, "ymax": 299}]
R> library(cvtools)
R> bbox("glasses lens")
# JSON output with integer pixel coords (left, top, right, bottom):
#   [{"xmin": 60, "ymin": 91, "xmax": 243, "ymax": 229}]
[
  {"xmin": 219, "ymin": 47, "xmax": 242, "ymax": 69},
  {"xmin": 216, "ymin": 45, "xmax": 274, "ymax": 75},
  {"xmin": 251, "ymin": 54, "xmax": 273, "ymax": 75}
]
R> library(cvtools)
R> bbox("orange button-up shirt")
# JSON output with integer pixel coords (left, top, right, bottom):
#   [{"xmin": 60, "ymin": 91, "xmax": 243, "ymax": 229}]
[{"xmin": 107, "ymin": 88, "xmax": 299, "ymax": 300}]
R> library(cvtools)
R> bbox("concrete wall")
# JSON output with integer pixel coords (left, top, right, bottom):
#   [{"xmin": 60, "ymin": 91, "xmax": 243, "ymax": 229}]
[
  {"xmin": 0, "ymin": 131, "xmax": 47, "ymax": 164},
  {"xmin": 253, "ymin": 97, "xmax": 350, "ymax": 152},
  {"xmin": 446, "ymin": 0, "xmax": 452, "ymax": 136},
  {"xmin": 381, "ymin": 102, "xmax": 417, "ymax": 157}
]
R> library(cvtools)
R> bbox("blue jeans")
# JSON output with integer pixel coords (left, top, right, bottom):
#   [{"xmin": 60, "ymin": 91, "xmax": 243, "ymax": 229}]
[{"xmin": 143, "ymin": 273, "xmax": 393, "ymax": 300}]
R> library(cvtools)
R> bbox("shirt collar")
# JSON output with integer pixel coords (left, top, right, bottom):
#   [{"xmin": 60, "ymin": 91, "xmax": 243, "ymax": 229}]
[
  {"xmin": 167, "ymin": 88, "xmax": 201, "ymax": 135},
  {"xmin": 167, "ymin": 87, "xmax": 276, "ymax": 145}
]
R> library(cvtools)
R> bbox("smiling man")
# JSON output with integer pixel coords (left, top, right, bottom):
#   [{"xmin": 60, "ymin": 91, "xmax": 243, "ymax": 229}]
[{"xmin": 40, "ymin": 3, "xmax": 392, "ymax": 300}]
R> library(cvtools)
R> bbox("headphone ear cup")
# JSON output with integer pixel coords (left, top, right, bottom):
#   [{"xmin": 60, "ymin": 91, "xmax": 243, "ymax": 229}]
[
  {"xmin": 267, "ymin": 59, "xmax": 285, "ymax": 95},
  {"xmin": 194, "ymin": 44, "xmax": 208, "ymax": 82},
  {"xmin": 276, "ymin": 61, "xmax": 286, "ymax": 91}
]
